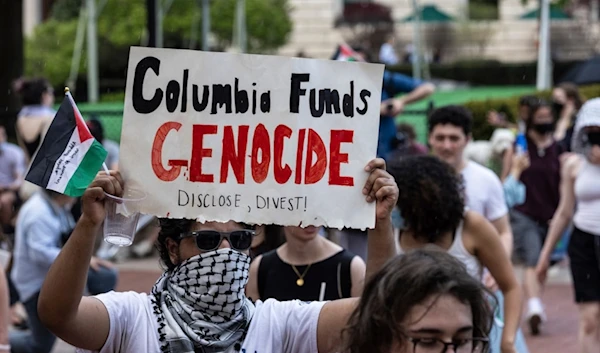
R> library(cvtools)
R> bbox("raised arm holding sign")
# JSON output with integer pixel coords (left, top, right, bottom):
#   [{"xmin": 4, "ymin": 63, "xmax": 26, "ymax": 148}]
[{"xmin": 37, "ymin": 48, "xmax": 397, "ymax": 353}]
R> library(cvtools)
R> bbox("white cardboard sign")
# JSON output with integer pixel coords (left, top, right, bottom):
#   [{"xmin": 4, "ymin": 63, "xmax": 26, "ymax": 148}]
[{"xmin": 120, "ymin": 46, "xmax": 384, "ymax": 229}]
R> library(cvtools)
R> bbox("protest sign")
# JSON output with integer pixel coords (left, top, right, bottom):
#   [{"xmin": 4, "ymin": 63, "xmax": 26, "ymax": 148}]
[{"xmin": 120, "ymin": 46, "xmax": 384, "ymax": 229}]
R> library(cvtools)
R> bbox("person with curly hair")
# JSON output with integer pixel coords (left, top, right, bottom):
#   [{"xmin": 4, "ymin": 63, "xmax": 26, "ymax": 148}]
[
  {"xmin": 36, "ymin": 158, "xmax": 398, "ymax": 353},
  {"xmin": 388, "ymin": 155, "xmax": 525, "ymax": 353},
  {"xmin": 343, "ymin": 248, "xmax": 494, "ymax": 353}
]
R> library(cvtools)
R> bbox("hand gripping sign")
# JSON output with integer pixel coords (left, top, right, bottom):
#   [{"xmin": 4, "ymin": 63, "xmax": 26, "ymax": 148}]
[{"xmin": 119, "ymin": 47, "xmax": 384, "ymax": 229}]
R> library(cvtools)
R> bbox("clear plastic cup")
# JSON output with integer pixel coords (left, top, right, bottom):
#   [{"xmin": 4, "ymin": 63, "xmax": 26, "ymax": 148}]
[{"xmin": 103, "ymin": 189, "xmax": 147, "ymax": 247}]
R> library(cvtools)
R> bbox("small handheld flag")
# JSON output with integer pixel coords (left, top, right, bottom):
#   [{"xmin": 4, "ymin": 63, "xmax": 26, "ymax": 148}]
[
  {"xmin": 333, "ymin": 43, "xmax": 365, "ymax": 62},
  {"xmin": 25, "ymin": 88, "xmax": 108, "ymax": 197}
]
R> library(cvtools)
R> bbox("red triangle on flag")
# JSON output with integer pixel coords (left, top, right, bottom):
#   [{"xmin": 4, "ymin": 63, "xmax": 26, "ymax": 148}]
[{"xmin": 73, "ymin": 106, "xmax": 93, "ymax": 142}]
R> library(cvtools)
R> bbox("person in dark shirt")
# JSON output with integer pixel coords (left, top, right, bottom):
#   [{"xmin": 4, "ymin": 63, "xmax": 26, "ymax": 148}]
[
  {"xmin": 246, "ymin": 225, "xmax": 365, "ymax": 302},
  {"xmin": 501, "ymin": 100, "xmax": 565, "ymax": 336}
]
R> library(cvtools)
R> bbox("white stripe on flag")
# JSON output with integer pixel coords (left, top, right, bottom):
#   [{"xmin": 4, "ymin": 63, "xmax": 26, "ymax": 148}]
[{"xmin": 46, "ymin": 129, "xmax": 95, "ymax": 193}]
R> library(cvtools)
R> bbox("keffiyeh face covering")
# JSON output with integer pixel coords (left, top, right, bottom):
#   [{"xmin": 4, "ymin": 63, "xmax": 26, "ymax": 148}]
[{"xmin": 150, "ymin": 248, "xmax": 255, "ymax": 353}]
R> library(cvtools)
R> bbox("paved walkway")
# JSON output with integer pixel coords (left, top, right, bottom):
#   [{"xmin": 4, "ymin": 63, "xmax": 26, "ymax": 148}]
[{"xmin": 47, "ymin": 257, "xmax": 579, "ymax": 353}]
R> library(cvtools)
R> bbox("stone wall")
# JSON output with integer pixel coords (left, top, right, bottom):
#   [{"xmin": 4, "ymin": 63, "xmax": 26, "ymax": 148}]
[{"xmin": 278, "ymin": 0, "xmax": 598, "ymax": 62}]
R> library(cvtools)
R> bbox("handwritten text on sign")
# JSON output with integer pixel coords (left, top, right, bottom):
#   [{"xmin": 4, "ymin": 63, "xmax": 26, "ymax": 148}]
[{"xmin": 119, "ymin": 47, "xmax": 384, "ymax": 229}]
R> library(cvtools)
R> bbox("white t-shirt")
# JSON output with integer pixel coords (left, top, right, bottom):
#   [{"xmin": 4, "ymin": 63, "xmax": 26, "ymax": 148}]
[
  {"xmin": 461, "ymin": 161, "xmax": 508, "ymax": 222},
  {"xmin": 77, "ymin": 291, "xmax": 325, "ymax": 353}
]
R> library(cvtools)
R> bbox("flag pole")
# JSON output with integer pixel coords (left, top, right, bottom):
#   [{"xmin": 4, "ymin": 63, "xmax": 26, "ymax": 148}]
[{"xmin": 64, "ymin": 87, "xmax": 111, "ymax": 175}]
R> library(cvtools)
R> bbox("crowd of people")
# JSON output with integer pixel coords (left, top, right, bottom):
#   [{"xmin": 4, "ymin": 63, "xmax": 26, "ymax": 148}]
[{"xmin": 0, "ymin": 49, "xmax": 599, "ymax": 353}]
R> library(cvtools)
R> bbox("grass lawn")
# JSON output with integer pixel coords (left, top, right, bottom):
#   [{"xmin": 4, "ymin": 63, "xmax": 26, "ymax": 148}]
[
  {"xmin": 399, "ymin": 85, "xmax": 536, "ymax": 143},
  {"xmin": 74, "ymin": 86, "xmax": 537, "ymax": 143}
]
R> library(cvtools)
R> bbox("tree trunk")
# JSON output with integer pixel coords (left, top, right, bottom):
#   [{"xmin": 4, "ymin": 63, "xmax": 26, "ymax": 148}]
[{"xmin": 0, "ymin": 0, "xmax": 24, "ymax": 141}]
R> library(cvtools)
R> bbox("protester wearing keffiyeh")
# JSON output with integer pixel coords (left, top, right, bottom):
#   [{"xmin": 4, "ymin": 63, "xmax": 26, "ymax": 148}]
[{"xmin": 150, "ymin": 249, "xmax": 255, "ymax": 353}]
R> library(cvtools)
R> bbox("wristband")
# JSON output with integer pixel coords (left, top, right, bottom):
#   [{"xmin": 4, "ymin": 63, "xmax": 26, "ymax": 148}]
[{"xmin": 0, "ymin": 344, "xmax": 10, "ymax": 350}]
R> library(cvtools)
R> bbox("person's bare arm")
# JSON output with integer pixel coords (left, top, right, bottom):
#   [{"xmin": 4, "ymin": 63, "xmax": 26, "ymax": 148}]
[
  {"xmin": 554, "ymin": 102, "xmax": 576, "ymax": 141},
  {"xmin": 316, "ymin": 158, "xmax": 398, "ymax": 352},
  {"xmin": 537, "ymin": 155, "xmax": 580, "ymax": 282},
  {"xmin": 363, "ymin": 159, "xmax": 398, "ymax": 281},
  {"xmin": 245, "ymin": 255, "xmax": 262, "ymax": 302},
  {"xmin": 317, "ymin": 298, "xmax": 358, "ymax": 353},
  {"xmin": 500, "ymin": 146, "xmax": 514, "ymax": 182},
  {"xmin": 0, "ymin": 265, "xmax": 10, "ymax": 353},
  {"xmin": 349, "ymin": 256, "xmax": 366, "ymax": 297},
  {"xmin": 38, "ymin": 172, "xmax": 123, "ymax": 350},
  {"xmin": 490, "ymin": 214, "xmax": 513, "ymax": 257},
  {"xmin": 466, "ymin": 212, "xmax": 521, "ymax": 353},
  {"xmin": 399, "ymin": 83, "xmax": 435, "ymax": 105}
]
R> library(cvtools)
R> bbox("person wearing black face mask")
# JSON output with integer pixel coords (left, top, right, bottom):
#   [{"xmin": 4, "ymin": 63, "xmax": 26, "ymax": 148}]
[
  {"xmin": 537, "ymin": 98, "xmax": 600, "ymax": 353},
  {"xmin": 501, "ymin": 100, "xmax": 566, "ymax": 336}
]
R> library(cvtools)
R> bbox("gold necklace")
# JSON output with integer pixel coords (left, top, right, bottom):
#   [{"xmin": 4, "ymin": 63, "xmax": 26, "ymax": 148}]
[{"xmin": 291, "ymin": 263, "xmax": 312, "ymax": 286}]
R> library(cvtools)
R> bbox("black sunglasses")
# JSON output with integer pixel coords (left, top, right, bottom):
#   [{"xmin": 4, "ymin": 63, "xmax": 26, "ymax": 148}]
[{"xmin": 179, "ymin": 230, "xmax": 255, "ymax": 252}]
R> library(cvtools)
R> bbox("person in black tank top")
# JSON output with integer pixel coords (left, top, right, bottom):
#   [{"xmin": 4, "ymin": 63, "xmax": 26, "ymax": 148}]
[
  {"xmin": 246, "ymin": 225, "xmax": 365, "ymax": 302},
  {"xmin": 257, "ymin": 248, "xmax": 355, "ymax": 301}
]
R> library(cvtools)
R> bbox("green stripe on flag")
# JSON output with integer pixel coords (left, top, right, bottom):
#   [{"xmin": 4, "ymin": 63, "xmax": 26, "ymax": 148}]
[{"xmin": 64, "ymin": 140, "xmax": 108, "ymax": 197}]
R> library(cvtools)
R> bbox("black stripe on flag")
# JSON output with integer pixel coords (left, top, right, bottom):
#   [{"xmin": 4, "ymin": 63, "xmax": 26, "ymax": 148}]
[{"xmin": 25, "ymin": 97, "xmax": 78, "ymax": 188}]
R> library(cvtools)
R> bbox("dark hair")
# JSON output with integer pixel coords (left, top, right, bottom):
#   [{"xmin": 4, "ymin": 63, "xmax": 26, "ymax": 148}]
[
  {"xmin": 157, "ymin": 218, "xmax": 194, "ymax": 271},
  {"xmin": 343, "ymin": 249, "xmax": 495, "ymax": 353},
  {"xmin": 388, "ymin": 155, "xmax": 464, "ymax": 241},
  {"xmin": 13, "ymin": 77, "xmax": 52, "ymax": 105},
  {"xmin": 519, "ymin": 95, "xmax": 540, "ymax": 108},
  {"xmin": 558, "ymin": 82, "xmax": 585, "ymax": 110},
  {"xmin": 526, "ymin": 99, "xmax": 555, "ymax": 131},
  {"xmin": 263, "ymin": 225, "xmax": 285, "ymax": 250},
  {"xmin": 156, "ymin": 218, "xmax": 254, "ymax": 270},
  {"xmin": 86, "ymin": 118, "xmax": 105, "ymax": 142},
  {"xmin": 397, "ymin": 123, "xmax": 417, "ymax": 141},
  {"xmin": 427, "ymin": 105, "xmax": 472, "ymax": 136}
]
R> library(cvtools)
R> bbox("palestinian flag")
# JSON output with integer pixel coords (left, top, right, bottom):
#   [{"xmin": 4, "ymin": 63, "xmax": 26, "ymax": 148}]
[
  {"xmin": 25, "ymin": 91, "xmax": 107, "ymax": 197},
  {"xmin": 333, "ymin": 44, "xmax": 364, "ymax": 62}
]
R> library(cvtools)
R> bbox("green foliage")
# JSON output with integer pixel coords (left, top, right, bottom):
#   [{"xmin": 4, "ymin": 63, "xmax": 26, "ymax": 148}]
[
  {"xmin": 520, "ymin": 0, "xmax": 570, "ymax": 7},
  {"xmin": 100, "ymin": 91, "xmax": 125, "ymax": 102},
  {"xmin": 51, "ymin": 0, "xmax": 82, "ymax": 20},
  {"xmin": 25, "ymin": 19, "xmax": 81, "ymax": 87},
  {"xmin": 27, "ymin": 0, "xmax": 293, "ymax": 90},
  {"xmin": 466, "ymin": 84, "xmax": 600, "ymax": 140},
  {"xmin": 469, "ymin": 1, "xmax": 499, "ymax": 20},
  {"xmin": 211, "ymin": 0, "xmax": 293, "ymax": 53}
]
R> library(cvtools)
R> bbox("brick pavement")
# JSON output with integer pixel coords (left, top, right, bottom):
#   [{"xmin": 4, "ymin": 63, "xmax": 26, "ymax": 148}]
[{"xmin": 50, "ymin": 258, "xmax": 580, "ymax": 353}]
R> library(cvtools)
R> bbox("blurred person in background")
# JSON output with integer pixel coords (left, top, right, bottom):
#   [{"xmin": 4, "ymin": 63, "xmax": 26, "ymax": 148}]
[
  {"xmin": 503, "ymin": 153, "xmax": 530, "ymax": 210},
  {"xmin": 9, "ymin": 189, "xmax": 115, "ymax": 353},
  {"xmin": 0, "ymin": 125, "xmax": 25, "ymax": 234},
  {"xmin": 379, "ymin": 35, "xmax": 399, "ymax": 65},
  {"xmin": 501, "ymin": 100, "xmax": 565, "ymax": 336},
  {"xmin": 247, "ymin": 225, "xmax": 365, "ymax": 301},
  {"xmin": 488, "ymin": 95, "xmax": 539, "ymax": 134},
  {"xmin": 13, "ymin": 78, "xmax": 56, "ymax": 202},
  {"xmin": 0, "ymin": 264, "xmax": 10, "ymax": 353},
  {"xmin": 537, "ymin": 98, "xmax": 600, "ymax": 353},
  {"xmin": 387, "ymin": 124, "xmax": 428, "ymax": 167},
  {"xmin": 13, "ymin": 78, "xmax": 55, "ymax": 162},
  {"xmin": 552, "ymin": 83, "xmax": 585, "ymax": 152}
]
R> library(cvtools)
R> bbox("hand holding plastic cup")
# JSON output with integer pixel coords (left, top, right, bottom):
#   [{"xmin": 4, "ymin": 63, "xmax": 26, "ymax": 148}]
[{"xmin": 103, "ymin": 188, "xmax": 147, "ymax": 247}]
